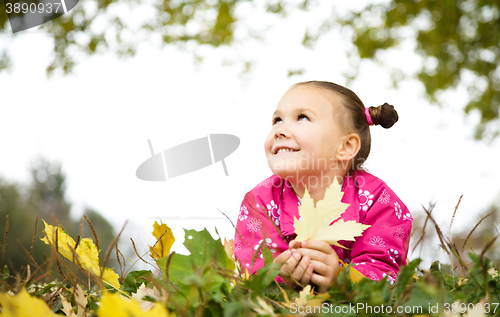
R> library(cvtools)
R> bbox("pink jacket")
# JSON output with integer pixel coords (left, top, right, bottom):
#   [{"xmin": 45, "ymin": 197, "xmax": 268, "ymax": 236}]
[{"xmin": 234, "ymin": 171, "xmax": 412, "ymax": 283}]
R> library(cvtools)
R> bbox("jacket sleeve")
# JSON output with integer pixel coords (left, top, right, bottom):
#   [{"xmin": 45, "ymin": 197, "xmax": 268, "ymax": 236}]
[
  {"xmin": 233, "ymin": 191, "xmax": 288, "ymax": 275},
  {"xmin": 348, "ymin": 187, "xmax": 412, "ymax": 284}
]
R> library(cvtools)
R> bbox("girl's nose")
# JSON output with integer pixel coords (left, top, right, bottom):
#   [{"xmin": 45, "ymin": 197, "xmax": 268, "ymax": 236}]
[{"xmin": 274, "ymin": 126, "xmax": 290, "ymax": 139}]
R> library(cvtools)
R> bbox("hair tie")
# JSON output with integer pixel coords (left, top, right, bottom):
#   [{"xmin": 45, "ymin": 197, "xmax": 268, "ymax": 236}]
[{"xmin": 364, "ymin": 107, "xmax": 374, "ymax": 126}]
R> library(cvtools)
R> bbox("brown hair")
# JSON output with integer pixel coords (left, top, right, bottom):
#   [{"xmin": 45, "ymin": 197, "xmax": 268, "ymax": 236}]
[{"xmin": 293, "ymin": 81, "xmax": 399, "ymax": 170}]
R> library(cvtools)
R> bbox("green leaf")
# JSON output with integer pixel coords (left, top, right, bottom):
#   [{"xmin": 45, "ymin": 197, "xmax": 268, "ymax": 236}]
[
  {"xmin": 392, "ymin": 258, "xmax": 421, "ymax": 299},
  {"xmin": 222, "ymin": 301, "xmax": 247, "ymax": 317},
  {"xmin": 2, "ymin": 265, "xmax": 9, "ymax": 281},
  {"xmin": 156, "ymin": 228, "xmax": 234, "ymax": 309},
  {"xmin": 241, "ymin": 262, "xmax": 280, "ymax": 295},
  {"xmin": 262, "ymin": 246, "xmax": 275, "ymax": 267},
  {"xmin": 121, "ymin": 270, "xmax": 153, "ymax": 294}
]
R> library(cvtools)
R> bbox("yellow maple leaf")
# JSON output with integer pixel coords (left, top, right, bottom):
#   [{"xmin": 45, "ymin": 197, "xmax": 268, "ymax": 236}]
[
  {"xmin": 0, "ymin": 288, "xmax": 58, "ymax": 317},
  {"xmin": 294, "ymin": 178, "xmax": 370, "ymax": 247},
  {"xmin": 149, "ymin": 221, "xmax": 175, "ymax": 259},
  {"xmin": 75, "ymin": 238, "xmax": 101, "ymax": 276},
  {"xmin": 97, "ymin": 292, "xmax": 170, "ymax": 317},
  {"xmin": 41, "ymin": 220, "xmax": 120, "ymax": 290},
  {"xmin": 102, "ymin": 267, "xmax": 121, "ymax": 289},
  {"xmin": 41, "ymin": 220, "xmax": 77, "ymax": 261}
]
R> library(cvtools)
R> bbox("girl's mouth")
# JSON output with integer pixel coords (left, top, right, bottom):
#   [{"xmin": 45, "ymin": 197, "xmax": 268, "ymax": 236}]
[{"xmin": 275, "ymin": 148, "xmax": 299, "ymax": 154}]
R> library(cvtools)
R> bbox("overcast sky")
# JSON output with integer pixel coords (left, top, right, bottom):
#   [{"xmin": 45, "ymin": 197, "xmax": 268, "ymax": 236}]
[{"xmin": 1, "ymin": 1, "xmax": 499, "ymax": 266}]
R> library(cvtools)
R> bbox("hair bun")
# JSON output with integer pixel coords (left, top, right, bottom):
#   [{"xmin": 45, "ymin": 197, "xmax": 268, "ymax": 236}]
[{"xmin": 370, "ymin": 103, "xmax": 399, "ymax": 128}]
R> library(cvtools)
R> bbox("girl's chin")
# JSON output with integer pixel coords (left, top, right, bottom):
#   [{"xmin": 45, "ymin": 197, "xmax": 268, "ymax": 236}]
[{"xmin": 270, "ymin": 168, "xmax": 301, "ymax": 182}]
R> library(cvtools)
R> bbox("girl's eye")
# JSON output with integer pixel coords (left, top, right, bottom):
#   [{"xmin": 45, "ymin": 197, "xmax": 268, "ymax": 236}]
[
  {"xmin": 298, "ymin": 114, "xmax": 309, "ymax": 121},
  {"xmin": 273, "ymin": 117, "xmax": 283, "ymax": 125}
]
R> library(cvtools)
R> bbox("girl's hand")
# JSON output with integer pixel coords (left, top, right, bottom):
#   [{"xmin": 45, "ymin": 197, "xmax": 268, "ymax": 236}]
[
  {"xmin": 273, "ymin": 240, "xmax": 314, "ymax": 287},
  {"xmin": 295, "ymin": 240, "xmax": 340, "ymax": 293}
]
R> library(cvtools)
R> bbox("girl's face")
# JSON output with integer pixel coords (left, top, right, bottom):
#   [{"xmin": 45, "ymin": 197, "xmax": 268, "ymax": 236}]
[{"xmin": 264, "ymin": 85, "xmax": 348, "ymax": 184}]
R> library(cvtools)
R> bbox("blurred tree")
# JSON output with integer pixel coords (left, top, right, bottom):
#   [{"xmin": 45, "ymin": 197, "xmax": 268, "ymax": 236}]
[
  {"xmin": 307, "ymin": 0, "xmax": 500, "ymax": 139},
  {"xmin": 411, "ymin": 199, "xmax": 500, "ymax": 268},
  {"xmin": 26, "ymin": 158, "xmax": 74, "ymax": 230},
  {"xmin": 451, "ymin": 204, "xmax": 500, "ymax": 264},
  {"xmin": 1, "ymin": 0, "xmax": 498, "ymax": 137},
  {"xmin": 0, "ymin": 179, "xmax": 35, "ymax": 275},
  {"xmin": 0, "ymin": 157, "xmax": 118, "ymax": 280},
  {"xmin": 0, "ymin": 0, "xmax": 305, "ymax": 74}
]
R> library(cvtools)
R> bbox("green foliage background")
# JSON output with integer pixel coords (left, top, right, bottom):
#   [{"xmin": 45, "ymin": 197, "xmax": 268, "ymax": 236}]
[
  {"xmin": 1, "ymin": 0, "xmax": 499, "ymax": 138},
  {"xmin": 0, "ymin": 158, "xmax": 117, "ymax": 281}
]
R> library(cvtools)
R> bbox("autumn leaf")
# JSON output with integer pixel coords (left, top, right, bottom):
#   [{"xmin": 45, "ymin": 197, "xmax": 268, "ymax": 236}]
[
  {"xmin": 60, "ymin": 293, "xmax": 76, "ymax": 317},
  {"xmin": 294, "ymin": 178, "xmax": 370, "ymax": 247},
  {"xmin": 102, "ymin": 267, "xmax": 121, "ymax": 289},
  {"xmin": 97, "ymin": 292, "xmax": 169, "ymax": 317},
  {"xmin": 278, "ymin": 285, "xmax": 329, "ymax": 311},
  {"xmin": 75, "ymin": 238, "xmax": 101, "ymax": 277},
  {"xmin": 149, "ymin": 221, "xmax": 175, "ymax": 259},
  {"xmin": 131, "ymin": 283, "xmax": 165, "ymax": 311},
  {"xmin": 41, "ymin": 220, "xmax": 77, "ymax": 261},
  {"xmin": 60, "ymin": 285, "xmax": 89, "ymax": 317},
  {"xmin": 349, "ymin": 267, "xmax": 366, "ymax": 283},
  {"xmin": 0, "ymin": 288, "xmax": 59, "ymax": 317},
  {"xmin": 253, "ymin": 296, "xmax": 277, "ymax": 317},
  {"xmin": 41, "ymin": 220, "xmax": 120, "ymax": 290},
  {"xmin": 223, "ymin": 237, "xmax": 234, "ymax": 259}
]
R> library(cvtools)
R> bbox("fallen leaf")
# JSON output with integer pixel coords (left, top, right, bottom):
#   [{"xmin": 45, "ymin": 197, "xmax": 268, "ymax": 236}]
[
  {"xmin": 224, "ymin": 238, "xmax": 234, "ymax": 259},
  {"xmin": 149, "ymin": 222, "xmax": 175, "ymax": 259},
  {"xmin": 294, "ymin": 178, "xmax": 370, "ymax": 247},
  {"xmin": 295, "ymin": 285, "xmax": 312, "ymax": 306},
  {"xmin": 41, "ymin": 220, "xmax": 121, "ymax": 290},
  {"xmin": 102, "ymin": 267, "xmax": 121, "ymax": 289},
  {"xmin": 0, "ymin": 288, "xmax": 59, "ymax": 317},
  {"xmin": 59, "ymin": 292, "xmax": 76, "ymax": 316},
  {"xmin": 74, "ymin": 285, "xmax": 88, "ymax": 317},
  {"xmin": 253, "ymin": 296, "xmax": 277, "ymax": 316},
  {"xmin": 97, "ymin": 292, "xmax": 169, "ymax": 317},
  {"xmin": 349, "ymin": 267, "xmax": 365, "ymax": 283},
  {"xmin": 132, "ymin": 283, "xmax": 165, "ymax": 311}
]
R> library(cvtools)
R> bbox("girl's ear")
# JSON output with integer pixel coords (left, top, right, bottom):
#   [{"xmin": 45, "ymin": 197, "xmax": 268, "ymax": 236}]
[{"xmin": 336, "ymin": 133, "xmax": 361, "ymax": 161}]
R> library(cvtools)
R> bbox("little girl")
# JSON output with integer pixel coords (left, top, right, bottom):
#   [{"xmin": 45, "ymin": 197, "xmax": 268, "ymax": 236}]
[{"xmin": 234, "ymin": 81, "xmax": 412, "ymax": 293}]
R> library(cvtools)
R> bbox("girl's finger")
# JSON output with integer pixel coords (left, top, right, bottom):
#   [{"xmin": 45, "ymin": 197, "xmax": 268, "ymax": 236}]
[
  {"xmin": 280, "ymin": 251, "xmax": 301, "ymax": 277},
  {"xmin": 294, "ymin": 248, "xmax": 323, "ymax": 262},
  {"xmin": 299, "ymin": 263, "xmax": 314, "ymax": 286},
  {"xmin": 273, "ymin": 249, "xmax": 292, "ymax": 266},
  {"xmin": 289, "ymin": 240, "xmax": 302, "ymax": 250},
  {"xmin": 291, "ymin": 255, "xmax": 310, "ymax": 283},
  {"xmin": 308, "ymin": 259, "xmax": 330, "ymax": 276},
  {"xmin": 301, "ymin": 240, "xmax": 335, "ymax": 254},
  {"xmin": 295, "ymin": 247, "xmax": 339, "ymax": 264},
  {"xmin": 310, "ymin": 273, "xmax": 330, "ymax": 293}
]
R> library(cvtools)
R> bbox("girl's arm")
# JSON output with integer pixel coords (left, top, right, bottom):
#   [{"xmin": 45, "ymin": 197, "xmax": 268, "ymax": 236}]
[
  {"xmin": 234, "ymin": 192, "xmax": 288, "ymax": 274},
  {"xmin": 348, "ymin": 187, "xmax": 412, "ymax": 283}
]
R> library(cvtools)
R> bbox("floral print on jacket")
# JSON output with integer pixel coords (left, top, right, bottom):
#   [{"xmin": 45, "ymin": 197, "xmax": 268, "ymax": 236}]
[{"xmin": 234, "ymin": 170, "xmax": 412, "ymax": 283}]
